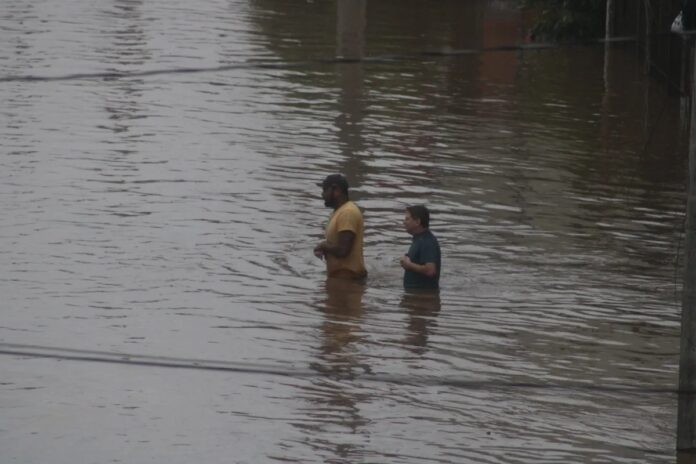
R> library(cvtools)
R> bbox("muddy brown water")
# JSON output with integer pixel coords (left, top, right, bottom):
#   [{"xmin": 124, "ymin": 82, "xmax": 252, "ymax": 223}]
[{"xmin": 0, "ymin": 0, "xmax": 686, "ymax": 462}]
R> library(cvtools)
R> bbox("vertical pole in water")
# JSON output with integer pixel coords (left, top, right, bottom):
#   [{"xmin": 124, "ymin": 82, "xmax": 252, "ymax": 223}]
[
  {"xmin": 605, "ymin": 0, "xmax": 614, "ymax": 41},
  {"xmin": 679, "ymin": 38, "xmax": 696, "ymax": 454},
  {"xmin": 603, "ymin": 0, "xmax": 614, "ymax": 98},
  {"xmin": 334, "ymin": 0, "xmax": 366, "ymax": 181},
  {"xmin": 643, "ymin": 0, "xmax": 652, "ymax": 76},
  {"xmin": 641, "ymin": 0, "xmax": 651, "ymax": 136},
  {"xmin": 336, "ymin": 0, "xmax": 366, "ymax": 60}
]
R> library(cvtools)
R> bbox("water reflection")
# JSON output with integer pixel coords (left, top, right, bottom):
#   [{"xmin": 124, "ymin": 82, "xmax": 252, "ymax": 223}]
[
  {"xmin": 400, "ymin": 290, "xmax": 441, "ymax": 354},
  {"xmin": 295, "ymin": 278, "xmax": 369, "ymax": 462},
  {"xmin": 99, "ymin": 0, "xmax": 149, "ymax": 128},
  {"xmin": 314, "ymin": 277, "xmax": 367, "ymax": 378},
  {"xmin": 335, "ymin": 0, "xmax": 368, "ymax": 190},
  {"xmin": 0, "ymin": 0, "xmax": 687, "ymax": 462}
]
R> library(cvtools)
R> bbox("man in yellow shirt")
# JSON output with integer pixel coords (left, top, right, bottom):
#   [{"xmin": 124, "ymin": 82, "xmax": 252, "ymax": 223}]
[{"xmin": 314, "ymin": 174, "xmax": 367, "ymax": 280}]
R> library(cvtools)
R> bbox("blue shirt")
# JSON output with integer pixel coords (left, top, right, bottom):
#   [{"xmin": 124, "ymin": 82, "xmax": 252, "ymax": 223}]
[{"xmin": 403, "ymin": 229, "xmax": 441, "ymax": 289}]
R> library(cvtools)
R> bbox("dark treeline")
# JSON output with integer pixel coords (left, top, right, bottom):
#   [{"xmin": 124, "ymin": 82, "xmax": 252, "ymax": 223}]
[{"xmin": 522, "ymin": 0, "xmax": 606, "ymax": 41}]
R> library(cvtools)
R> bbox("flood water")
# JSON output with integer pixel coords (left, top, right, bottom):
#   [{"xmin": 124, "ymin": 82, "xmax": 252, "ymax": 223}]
[{"xmin": 0, "ymin": 0, "xmax": 688, "ymax": 462}]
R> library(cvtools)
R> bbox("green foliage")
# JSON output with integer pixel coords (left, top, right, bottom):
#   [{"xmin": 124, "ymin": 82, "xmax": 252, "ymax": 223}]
[{"xmin": 523, "ymin": 0, "xmax": 606, "ymax": 42}]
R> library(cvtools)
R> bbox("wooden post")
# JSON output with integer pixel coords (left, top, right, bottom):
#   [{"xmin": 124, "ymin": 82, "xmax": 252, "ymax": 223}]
[{"xmin": 678, "ymin": 38, "xmax": 696, "ymax": 453}]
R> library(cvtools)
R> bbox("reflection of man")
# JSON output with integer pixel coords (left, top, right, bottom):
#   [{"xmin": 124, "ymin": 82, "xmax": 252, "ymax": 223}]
[
  {"xmin": 308, "ymin": 277, "xmax": 366, "ymax": 428},
  {"xmin": 314, "ymin": 174, "xmax": 367, "ymax": 280},
  {"xmin": 400, "ymin": 205, "xmax": 441, "ymax": 289},
  {"xmin": 401, "ymin": 291, "xmax": 441, "ymax": 352},
  {"xmin": 320, "ymin": 277, "xmax": 366, "ymax": 360}
]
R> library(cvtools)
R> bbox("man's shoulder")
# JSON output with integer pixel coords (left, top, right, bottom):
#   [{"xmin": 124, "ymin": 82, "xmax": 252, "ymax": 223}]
[
  {"xmin": 426, "ymin": 229, "xmax": 439, "ymax": 243},
  {"xmin": 339, "ymin": 201, "xmax": 363, "ymax": 218},
  {"xmin": 332, "ymin": 202, "xmax": 363, "ymax": 232},
  {"xmin": 420, "ymin": 230, "xmax": 440, "ymax": 249}
]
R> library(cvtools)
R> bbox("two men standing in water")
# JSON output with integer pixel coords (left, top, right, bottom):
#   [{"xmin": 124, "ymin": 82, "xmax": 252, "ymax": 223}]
[{"xmin": 314, "ymin": 174, "xmax": 441, "ymax": 289}]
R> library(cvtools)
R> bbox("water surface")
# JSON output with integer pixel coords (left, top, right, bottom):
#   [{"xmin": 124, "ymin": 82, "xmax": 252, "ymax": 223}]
[{"xmin": 0, "ymin": 0, "xmax": 685, "ymax": 462}]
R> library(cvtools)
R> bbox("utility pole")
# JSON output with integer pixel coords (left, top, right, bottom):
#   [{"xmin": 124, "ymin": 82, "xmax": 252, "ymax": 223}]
[
  {"xmin": 643, "ymin": 0, "xmax": 651, "ymax": 76},
  {"xmin": 679, "ymin": 37, "xmax": 696, "ymax": 454},
  {"xmin": 603, "ymin": 0, "xmax": 613, "ymax": 90},
  {"xmin": 605, "ymin": 0, "xmax": 614, "ymax": 39},
  {"xmin": 336, "ymin": 0, "xmax": 366, "ymax": 61}
]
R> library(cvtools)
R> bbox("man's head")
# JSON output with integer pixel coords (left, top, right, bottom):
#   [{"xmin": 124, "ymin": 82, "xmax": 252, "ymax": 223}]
[
  {"xmin": 404, "ymin": 205, "xmax": 430, "ymax": 235},
  {"xmin": 321, "ymin": 174, "xmax": 349, "ymax": 208}
]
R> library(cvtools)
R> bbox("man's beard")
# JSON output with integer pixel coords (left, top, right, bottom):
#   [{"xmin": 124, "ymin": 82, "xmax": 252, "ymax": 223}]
[{"xmin": 324, "ymin": 198, "xmax": 335, "ymax": 208}]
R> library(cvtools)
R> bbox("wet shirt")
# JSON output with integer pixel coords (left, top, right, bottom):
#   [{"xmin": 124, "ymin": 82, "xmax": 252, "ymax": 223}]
[
  {"xmin": 403, "ymin": 229, "xmax": 441, "ymax": 289},
  {"xmin": 325, "ymin": 201, "xmax": 366, "ymax": 279}
]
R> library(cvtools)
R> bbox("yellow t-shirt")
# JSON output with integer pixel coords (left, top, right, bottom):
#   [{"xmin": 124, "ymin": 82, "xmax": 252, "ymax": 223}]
[{"xmin": 325, "ymin": 201, "xmax": 366, "ymax": 279}]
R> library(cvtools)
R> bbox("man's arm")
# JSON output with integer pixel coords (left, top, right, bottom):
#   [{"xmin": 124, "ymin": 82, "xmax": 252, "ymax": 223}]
[
  {"xmin": 400, "ymin": 236, "xmax": 438, "ymax": 277},
  {"xmin": 400, "ymin": 256, "xmax": 437, "ymax": 277},
  {"xmin": 315, "ymin": 231, "xmax": 355, "ymax": 259}
]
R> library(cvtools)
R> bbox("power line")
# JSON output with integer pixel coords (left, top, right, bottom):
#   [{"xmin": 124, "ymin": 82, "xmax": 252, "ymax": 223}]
[
  {"xmin": 0, "ymin": 342, "xmax": 678, "ymax": 395},
  {"xmin": 0, "ymin": 38, "xmax": 637, "ymax": 84}
]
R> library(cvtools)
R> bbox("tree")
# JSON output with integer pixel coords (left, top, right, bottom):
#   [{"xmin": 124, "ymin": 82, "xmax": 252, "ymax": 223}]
[{"xmin": 523, "ymin": 0, "xmax": 606, "ymax": 41}]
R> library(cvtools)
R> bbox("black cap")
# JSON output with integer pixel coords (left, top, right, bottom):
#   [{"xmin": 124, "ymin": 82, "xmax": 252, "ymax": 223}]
[{"xmin": 320, "ymin": 174, "xmax": 349, "ymax": 193}]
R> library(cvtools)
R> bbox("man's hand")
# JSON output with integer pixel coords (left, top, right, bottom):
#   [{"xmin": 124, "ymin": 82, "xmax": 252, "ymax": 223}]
[
  {"xmin": 401, "ymin": 255, "xmax": 437, "ymax": 277},
  {"xmin": 315, "ymin": 232, "xmax": 355, "ymax": 260},
  {"xmin": 314, "ymin": 242, "xmax": 327, "ymax": 260}
]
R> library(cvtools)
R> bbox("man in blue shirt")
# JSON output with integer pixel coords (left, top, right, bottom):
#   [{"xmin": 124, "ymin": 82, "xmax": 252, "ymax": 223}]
[{"xmin": 400, "ymin": 205, "xmax": 441, "ymax": 289}]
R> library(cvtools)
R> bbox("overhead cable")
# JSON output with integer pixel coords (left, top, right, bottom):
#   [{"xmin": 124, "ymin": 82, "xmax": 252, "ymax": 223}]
[{"xmin": 0, "ymin": 342, "xmax": 677, "ymax": 395}]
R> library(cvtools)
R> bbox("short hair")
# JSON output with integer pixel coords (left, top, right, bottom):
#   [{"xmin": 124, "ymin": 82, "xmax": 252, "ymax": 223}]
[
  {"xmin": 321, "ymin": 174, "xmax": 349, "ymax": 195},
  {"xmin": 406, "ymin": 205, "xmax": 430, "ymax": 228}
]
